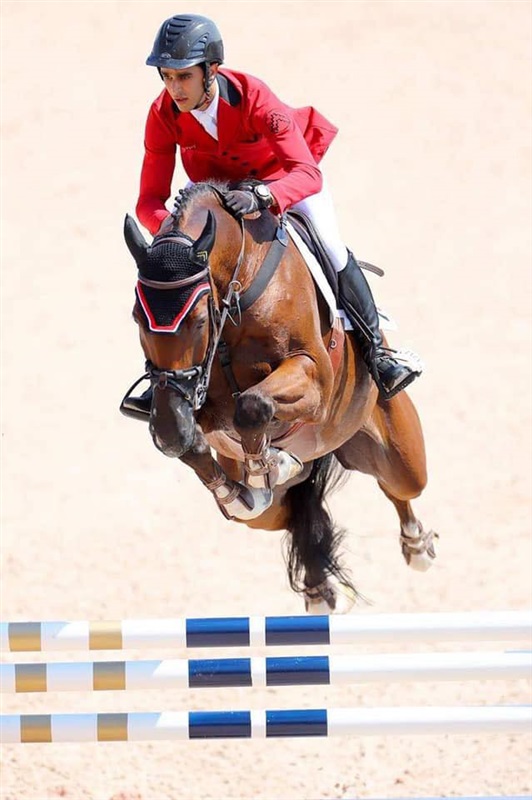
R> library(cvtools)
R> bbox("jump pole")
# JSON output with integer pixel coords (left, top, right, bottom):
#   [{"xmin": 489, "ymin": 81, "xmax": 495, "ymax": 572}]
[
  {"xmin": 2, "ymin": 651, "xmax": 531, "ymax": 693},
  {"xmin": 2, "ymin": 706, "xmax": 530, "ymax": 743},
  {"xmin": 2, "ymin": 611, "xmax": 531, "ymax": 652}
]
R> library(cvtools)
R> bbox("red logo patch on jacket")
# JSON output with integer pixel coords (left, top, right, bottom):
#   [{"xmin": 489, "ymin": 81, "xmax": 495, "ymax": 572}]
[{"xmin": 267, "ymin": 109, "xmax": 292, "ymax": 135}]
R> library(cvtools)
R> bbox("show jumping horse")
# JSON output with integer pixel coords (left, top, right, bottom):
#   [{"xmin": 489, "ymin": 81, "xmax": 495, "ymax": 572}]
[{"xmin": 123, "ymin": 181, "xmax": 436, "ymax": 613}]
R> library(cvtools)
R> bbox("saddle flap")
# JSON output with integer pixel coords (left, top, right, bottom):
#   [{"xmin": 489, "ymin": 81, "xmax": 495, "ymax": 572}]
[
  {"xmin": 286, "ymin": 210, "xmax": 339, "ymax": 298},
  {"xmin": 285, "ymin": 211, "xmax": 392, "ymax": 332}
]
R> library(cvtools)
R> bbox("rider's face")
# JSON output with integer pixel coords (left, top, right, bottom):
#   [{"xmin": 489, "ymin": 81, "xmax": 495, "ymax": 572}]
[{"xmin": 160, "ymin": 65, "xmax": 218, "ymax": 112}]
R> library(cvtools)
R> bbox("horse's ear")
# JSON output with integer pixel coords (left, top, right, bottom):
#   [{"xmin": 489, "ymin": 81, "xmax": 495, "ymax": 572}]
[
  {"xmin": 190, "ymin": 210, "xmax": 217, "ymax": 266},
  {"xmin": 124, "ymin": 214, "xmax": 149, "ymax": 265}
]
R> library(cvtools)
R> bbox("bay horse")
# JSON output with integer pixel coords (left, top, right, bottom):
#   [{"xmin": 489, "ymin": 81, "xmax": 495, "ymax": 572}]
[{"xmin": 123, "ymin": 181, "xmax": 436, "ymax": 613}]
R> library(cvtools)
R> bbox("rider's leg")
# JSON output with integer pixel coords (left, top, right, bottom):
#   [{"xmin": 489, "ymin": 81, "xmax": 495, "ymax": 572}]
[{"xmin": 291, "ymin": 178, "xmax": 421, "ymax": 398}]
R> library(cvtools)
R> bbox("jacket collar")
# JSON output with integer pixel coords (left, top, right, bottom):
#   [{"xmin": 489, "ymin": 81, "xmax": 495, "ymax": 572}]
[
  {"xmin": 217, "ymin": 72, "xmax": 241, "ymax": 107},
  {"xmin": 168, "ymin": 69, "xmax": 244, "ymax": 152},
  {"xmin": 216, "ymin": 69, "xmax": 243, "ymax": 149}
]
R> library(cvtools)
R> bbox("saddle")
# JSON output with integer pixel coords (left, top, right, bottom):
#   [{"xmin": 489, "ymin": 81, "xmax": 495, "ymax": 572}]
[
  {"xmin": 230, "ymin": 180, "xmax": 383, "ymax": 303},
  {"xmin": 286, "ymin": 210, "xmax": 340, "ymax": 298},
  {"xmin": 285, "ymin": 209, "xmax": 384, "ymax": 303}
]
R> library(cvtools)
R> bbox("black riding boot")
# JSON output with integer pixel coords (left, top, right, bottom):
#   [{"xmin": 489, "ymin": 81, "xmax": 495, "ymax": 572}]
[{"xmin": 338, "ymin": 252, "xmax": 421, "ymax": 399}]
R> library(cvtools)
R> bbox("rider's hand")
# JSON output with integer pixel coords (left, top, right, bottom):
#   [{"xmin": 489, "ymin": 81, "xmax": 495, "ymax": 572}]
[{"xmin": 224, "ymin": 190, "xmax": 259, "ymax": 219}]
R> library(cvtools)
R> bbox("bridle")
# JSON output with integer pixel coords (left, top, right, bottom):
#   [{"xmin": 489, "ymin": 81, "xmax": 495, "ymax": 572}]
[{"xmin": 138, "ymin": 222, "xmax": 247, "ymax": 412}]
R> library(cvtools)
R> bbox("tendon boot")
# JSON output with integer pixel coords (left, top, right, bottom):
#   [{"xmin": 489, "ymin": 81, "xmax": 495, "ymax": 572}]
[
  {"xmin": 338, "ymin": 252, "xmax": 421, "ymax": 399},
  {"xmin": 119, "ymin": 383, "xmax": 152, "ymax": 422}
]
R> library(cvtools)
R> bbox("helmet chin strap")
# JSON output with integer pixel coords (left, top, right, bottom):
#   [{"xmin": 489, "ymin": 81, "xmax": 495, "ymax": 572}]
[{"xmin": 193, "ymin": 63, "xmax": 215, "ymax": 110}]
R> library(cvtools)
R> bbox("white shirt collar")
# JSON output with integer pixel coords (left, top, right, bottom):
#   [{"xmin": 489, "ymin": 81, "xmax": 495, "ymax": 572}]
[{"xmin": 190, "ymin": 80, "xmax": 220, "ymax": 139}]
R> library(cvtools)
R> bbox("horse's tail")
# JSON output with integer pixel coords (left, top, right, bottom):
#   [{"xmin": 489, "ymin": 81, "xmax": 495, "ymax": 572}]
[{"xmin": 284, "ymin": 453, "xmax": 357, "ymax": 597}]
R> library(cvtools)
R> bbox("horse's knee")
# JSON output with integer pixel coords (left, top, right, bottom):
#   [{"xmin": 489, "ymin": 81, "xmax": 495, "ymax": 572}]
[
  {"xmin": 407, "ymin": 460, "xmax": 428, "ymax": 497},
  {"xmin": 389, "ymin": 464, "xmax": 427, "ymax": 500},
  {"xmin": 416, "ymin": 470, "xmax": 428, "ymax": 496},
  {"xmin": 234, "ymin": 389, "xmax": 276, "ymax": 430},
  {"xmin": 405, "ymin": 475, "xmax": 427, "ymax": 499}
]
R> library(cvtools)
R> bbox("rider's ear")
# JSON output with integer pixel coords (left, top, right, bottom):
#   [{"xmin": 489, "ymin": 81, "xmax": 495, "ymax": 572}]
[
  {"xmin": 124, "ymin": 214, "xmax": 149, "ymax": 265},
  {"xmin": 190, "ymin": 211, "xmax": 216, "ymax": 266}
]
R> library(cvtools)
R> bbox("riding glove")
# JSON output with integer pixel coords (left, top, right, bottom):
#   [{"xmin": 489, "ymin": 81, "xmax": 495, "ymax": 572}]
[{"xmin": 224, "ymin": 190, "xmax": 260, "ymax": 218}]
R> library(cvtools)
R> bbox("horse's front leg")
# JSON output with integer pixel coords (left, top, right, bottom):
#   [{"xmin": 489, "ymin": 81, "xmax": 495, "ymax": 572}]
[
  {"xmin": 234, "ymin": 353, "xmax": 328, "ymax": 490},
  {"xmin": 180, "ymin": 423, "xmax": 273, "ymax": 521}
]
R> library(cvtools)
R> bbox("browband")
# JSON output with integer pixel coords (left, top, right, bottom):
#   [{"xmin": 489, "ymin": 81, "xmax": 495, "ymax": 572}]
[{"xmin": 137, "ymin": 267, "xmax": 209, "ymax": 290}]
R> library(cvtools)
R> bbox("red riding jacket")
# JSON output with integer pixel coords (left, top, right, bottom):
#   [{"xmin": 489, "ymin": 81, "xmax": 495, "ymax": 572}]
[{"xmin": 136, "ymin": 67, "xmax": 338, "ymax": 234}]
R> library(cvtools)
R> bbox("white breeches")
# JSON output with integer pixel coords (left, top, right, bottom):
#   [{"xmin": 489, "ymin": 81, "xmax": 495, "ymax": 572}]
[
  {"xmin": 184, "ymin": 173, "xmax": 349, "ymax": 271},
  {"xmin": 290, "ymin": 176, "xmax": 349, "ymax": 272}
]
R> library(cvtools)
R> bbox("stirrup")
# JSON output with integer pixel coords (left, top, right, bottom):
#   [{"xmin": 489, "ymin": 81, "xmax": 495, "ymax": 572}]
[
  {"xmin": 119, "ymin": 374, "xmax": 152, "ymax": 421},
  {"xmin": 373, "ymin": 348, "xmax": 424, "ymax": 400},
  {"xmin": 376, "ymin": 369, "xmax": 418, "ymax": 400}
]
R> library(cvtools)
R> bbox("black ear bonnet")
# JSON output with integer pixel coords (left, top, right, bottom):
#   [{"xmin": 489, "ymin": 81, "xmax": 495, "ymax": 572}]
[{"xmin": 135, "ymin": 235, "xmax": 210, "ymax": 332}]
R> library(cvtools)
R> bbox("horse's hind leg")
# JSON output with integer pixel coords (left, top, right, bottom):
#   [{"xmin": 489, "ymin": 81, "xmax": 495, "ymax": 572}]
[{"xmin": 335, "ymin": 391, "xmax": 437, "ymax": 571}]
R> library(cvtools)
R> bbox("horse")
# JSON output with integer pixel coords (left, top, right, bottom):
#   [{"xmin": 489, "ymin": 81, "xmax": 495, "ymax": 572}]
[{"xmin": 122, "ymin": 181, "xmax": 436, "ymax": 613}]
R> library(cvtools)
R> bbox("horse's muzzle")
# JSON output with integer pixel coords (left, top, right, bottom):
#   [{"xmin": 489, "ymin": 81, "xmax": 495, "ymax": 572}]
[{"xmin": 149, "ymin": 387, "xmax": 197, "ymax": 458}]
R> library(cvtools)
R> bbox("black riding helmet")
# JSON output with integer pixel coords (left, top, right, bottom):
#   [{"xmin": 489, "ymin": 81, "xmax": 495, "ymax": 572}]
[{"xmin": 146, "ymin": 14, "xmax": 224, "ymax": 71}]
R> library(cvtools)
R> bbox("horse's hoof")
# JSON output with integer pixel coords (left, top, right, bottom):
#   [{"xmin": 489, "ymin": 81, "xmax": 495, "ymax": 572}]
[
  {"xmin": 406, "ymin": 552, "xmax": 435, "ymax": 572},
  {"xmin": 304, "ymin": 578, "xmax": 356, "ymax": 615},
  {"xmin": 400, "ymin": 525, "xmax": 438, "ymax": 572}
]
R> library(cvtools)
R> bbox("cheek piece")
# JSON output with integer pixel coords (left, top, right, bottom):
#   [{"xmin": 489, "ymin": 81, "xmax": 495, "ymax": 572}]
[{"xmin": 194, "ymin": 63, "xmax": 215, "ymax": 110}]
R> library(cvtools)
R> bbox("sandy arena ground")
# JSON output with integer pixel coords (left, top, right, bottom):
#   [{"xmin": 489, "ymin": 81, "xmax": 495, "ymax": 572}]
[{"xmin": 1, "ymin": 2, "xmax": 531, "ymax": 799}]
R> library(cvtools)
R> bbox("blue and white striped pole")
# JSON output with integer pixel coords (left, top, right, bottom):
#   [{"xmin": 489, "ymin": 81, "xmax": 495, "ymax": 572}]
[
  {"xmin": 2, "ymin": 651, "xmax": 531, "ymax": 693},
  {"xmin": 2, "ymin": 611, "xmax": 531, "ymax": 652},
  {"xmin": 2, "ymin": 706, "xmax": 530, "ymax": 743}
]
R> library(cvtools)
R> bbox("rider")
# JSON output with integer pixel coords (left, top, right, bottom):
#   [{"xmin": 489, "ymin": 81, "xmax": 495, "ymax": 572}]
[{"xmin": 123, "ymin": 13, "xmax": 421, "ymax": 417}]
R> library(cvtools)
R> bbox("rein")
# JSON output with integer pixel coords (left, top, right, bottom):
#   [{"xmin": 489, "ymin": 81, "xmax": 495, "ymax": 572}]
[
  {"xmin": 143, "ymin": 216, "xmax": 248, "ymax": 411},
  {"xmin": 141, "ymin": 188, "xmax": 288, "ymax": 411},
  {"xmin": 190, "ymin": 217, "xmax": 248, "ymax": 409}
]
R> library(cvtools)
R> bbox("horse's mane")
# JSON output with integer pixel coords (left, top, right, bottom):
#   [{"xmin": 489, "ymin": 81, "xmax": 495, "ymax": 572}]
[{"xmin": 171, "ymin": 180, "xmax": 230, "ymax": 225}]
